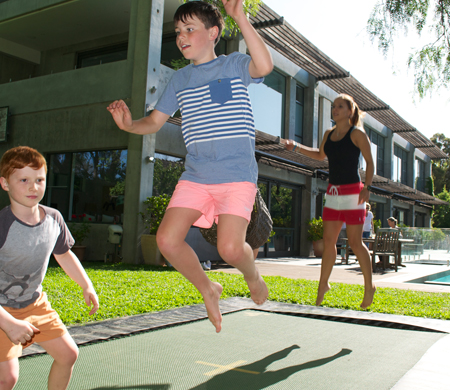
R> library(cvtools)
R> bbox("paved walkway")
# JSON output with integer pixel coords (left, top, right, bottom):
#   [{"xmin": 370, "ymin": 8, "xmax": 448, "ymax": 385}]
[{"xmin": 213, "ymin": 256, "xmax": 450, "ymax": 293}]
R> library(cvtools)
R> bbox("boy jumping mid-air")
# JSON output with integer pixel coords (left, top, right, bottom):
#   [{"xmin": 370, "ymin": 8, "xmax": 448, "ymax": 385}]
[{"xmin": 107, "ymin": 0, "xmax": 273, "ymax": 332}]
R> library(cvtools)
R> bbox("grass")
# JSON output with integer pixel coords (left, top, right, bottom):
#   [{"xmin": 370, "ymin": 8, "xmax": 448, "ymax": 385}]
[{"xmin": 42, "ymin": 261, "xmax": 450, "ymax": 326}]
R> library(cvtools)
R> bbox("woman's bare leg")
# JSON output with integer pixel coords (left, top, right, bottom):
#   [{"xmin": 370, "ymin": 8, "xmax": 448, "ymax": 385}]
[
  {"xmin": 316, "ymin": 220, "xmax": 343, "ymax": 306},
  {"xmin": 346, "ymin": 224, "xmax": 376, "ymax": 308}
]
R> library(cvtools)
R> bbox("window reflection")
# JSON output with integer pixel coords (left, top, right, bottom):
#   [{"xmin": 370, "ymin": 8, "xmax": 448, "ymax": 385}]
[
  {"xmin": 269, "ymin": 184, "xmax": 297, "ymax": 253},
  {"xmin": 415, "ymin": 159, "xmax": 425, "ymax": 192},
  {"xmin": 248, "ymin": 70, "xmax": 286, "ymax": 137},
  {"xmin": 46, "ymin": 150, "xmax": 127, "ymax": 223},
  {"xmin": 152, "ymin": 153, "xmax": 185, "ymax": 196}
]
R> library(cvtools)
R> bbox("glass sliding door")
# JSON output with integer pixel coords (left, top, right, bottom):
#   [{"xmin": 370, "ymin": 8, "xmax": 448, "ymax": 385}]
[{"xmin": 256, "ymin": 180, "xmax": 301, "ymax": 257}]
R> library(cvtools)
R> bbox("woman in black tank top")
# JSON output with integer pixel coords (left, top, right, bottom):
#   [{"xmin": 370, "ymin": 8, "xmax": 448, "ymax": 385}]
[{"xmin": 281, "ymin": 94, "xmax": 376, "ymax": 309}]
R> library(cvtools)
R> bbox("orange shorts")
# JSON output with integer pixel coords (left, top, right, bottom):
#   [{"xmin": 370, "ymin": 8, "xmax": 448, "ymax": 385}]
[
  {"xmin": 167, "ymin": 180, "xmax": 257, "ymax": 228},
  {"xmin": 0, "ymin": 292, "xmax": 67, "ymax": 362}
]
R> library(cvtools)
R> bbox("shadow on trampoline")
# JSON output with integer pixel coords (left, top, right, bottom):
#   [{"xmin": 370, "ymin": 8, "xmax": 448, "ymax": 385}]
[
  {"xmin": 91, "ymin": 385, "xmax": 170, "ymax": 389},
  {"xmin": 190, "ymin": 345, "xmax": 352, "ymax": 390}
]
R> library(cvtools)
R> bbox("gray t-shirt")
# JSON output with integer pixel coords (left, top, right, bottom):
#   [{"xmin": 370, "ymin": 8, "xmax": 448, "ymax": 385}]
[
  {"xmin": 0, "ymin": 205, "xmax": 74, "ymax": 308},
  {"xmin": 155, "ymin": 52, "xmax": 263, "ymax": 185}
]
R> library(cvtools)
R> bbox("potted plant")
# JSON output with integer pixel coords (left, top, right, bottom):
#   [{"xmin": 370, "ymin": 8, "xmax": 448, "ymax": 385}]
[
  {"xmin": 307, "ymin": 217, "xmax": 324, "ymax": 257},
  {"xmin": 139, "ymin": 194, "xmax": 171, "ymax": 265},
  {"xmin": 69, "ymin": 214, "xmax": 92, "ymax": 261}
]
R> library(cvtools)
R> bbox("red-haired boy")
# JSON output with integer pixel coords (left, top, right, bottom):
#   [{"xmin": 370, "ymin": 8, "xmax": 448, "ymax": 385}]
[{"xmin": 0, "ymin": 146, "xmax": 99, "ymax": 390}]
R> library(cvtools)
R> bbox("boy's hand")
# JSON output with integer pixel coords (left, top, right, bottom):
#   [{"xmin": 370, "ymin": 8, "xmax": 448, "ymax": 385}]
[
  {"xmin": 83, "ymin": 287, "xmax": 99, "ymax": 315},
  {"xmin": 107, "ymin": 100, "xmax": 133, "ymax": 131},
  {"xmin": 222, "ymin": 0, "xmax": 246, "ymax": 22},
  {"xmin": 5, "ymin": 318, "xmax": 40, "ymax": 345}
]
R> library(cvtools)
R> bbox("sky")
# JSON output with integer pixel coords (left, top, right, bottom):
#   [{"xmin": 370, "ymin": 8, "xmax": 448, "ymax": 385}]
[{"xmin": 263, "ymin": 0, "xmax": 449, "ymax": 141}]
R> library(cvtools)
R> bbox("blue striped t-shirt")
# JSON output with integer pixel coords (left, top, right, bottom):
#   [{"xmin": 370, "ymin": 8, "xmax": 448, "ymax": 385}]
[{"xmin": 155, "ymin": 52, "xmax": 263, "ymax": 184}]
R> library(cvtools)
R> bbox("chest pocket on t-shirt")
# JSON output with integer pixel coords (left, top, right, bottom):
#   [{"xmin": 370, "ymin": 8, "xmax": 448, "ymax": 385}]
[{"xmin": 209, "ymin": 78, "xmax": 232, "ymax": 105}]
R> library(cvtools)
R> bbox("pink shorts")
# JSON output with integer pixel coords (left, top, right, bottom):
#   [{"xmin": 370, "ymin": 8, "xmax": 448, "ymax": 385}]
[
  {"xmin": 0, "ymin": 293, "xmax": 67, "ymax": 362},
  {"xmin": 322, "ymin": 182, "xmax": 366, "ymax": 225},
  {"xmin": 167, "ymin": 180, "xmax": 257, "ymax": 228}
]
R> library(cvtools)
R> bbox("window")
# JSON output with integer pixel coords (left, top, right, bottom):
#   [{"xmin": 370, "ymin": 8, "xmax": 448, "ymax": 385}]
[
  {"xmin": 152, "ymin": 153, "xmax": 184, "ymax": 196},
  {"xmin": 393, "ymin": 207, "xmax": 407, "ymax": 226},
  {"xmin": 330, "ymin": 107, "xmax": 335, "ymax": 128},
  {"xmin": 45, "ymin": 150, "xmax": 127, "ymax": 223},
  {"xmin": 415, "ymin": 212, "xmax": 425, "ymax": 227},
  {"xmin": 415, "ymin": 159, "xmax": 425, "ymax": 192},
  {"xmin": 161, "ymin": 34, "xmax": 227, "ymax": 69},
  {"xmin": 315, "ymin": 191, "xmax": 325, "ymax": 219},
  {"xmin": 393, "ymin": 145, "xmax": 408, "ymax": 184},
  {"xmin": 76, "ymin": 43, "xmax": 128, "ymax": 68},
  {"xmin": 371, "ymin": 202, "xmax": 384, "ymax": 225},
  {"xmin": 248, "ymin": 69, "xmax": 286, "ymax": 137},
  {"xmin": 256, "ymin": 180, "xmax": 300, "ymax": 257},
  {"xmin": 369, "ymin": 130, "xmax": 385, "ymax": 177},
  {"xmin": 295, "ymin": 85, "xmax": 304, "ymax": 143}
]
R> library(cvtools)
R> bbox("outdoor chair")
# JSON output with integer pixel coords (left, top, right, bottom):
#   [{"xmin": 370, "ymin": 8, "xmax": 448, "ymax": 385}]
[{"xmin": 370, "ymin": 228, "xmax": 400, "ymax": 272}]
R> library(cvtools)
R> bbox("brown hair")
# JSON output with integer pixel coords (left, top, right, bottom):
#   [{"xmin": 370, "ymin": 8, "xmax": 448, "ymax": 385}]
[
  {"xmin": 0, "ymin": 146, "xmax": 47, "ymax": 179},
  {"xmin": 335, "ymin": 93, "xmax": 365, "ymax": 128},
  {"xmin": 174, "ymin": 1, "xmax": 224, "ymax": 46}
]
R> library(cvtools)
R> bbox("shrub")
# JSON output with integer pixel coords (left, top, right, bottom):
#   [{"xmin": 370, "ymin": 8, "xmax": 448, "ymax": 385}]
[
  {"xmin": 307, "ymin": 217, "xmax": 323, "ymax": 241},
  {"xmin": 140, "ymin": 194, "xmax": 171, "ymax": 234}
]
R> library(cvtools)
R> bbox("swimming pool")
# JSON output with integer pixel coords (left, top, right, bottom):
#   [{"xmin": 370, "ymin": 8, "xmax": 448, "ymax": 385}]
[{"xmin": 407, "ymin": 269, "xmax": 450, "ymax": 286}]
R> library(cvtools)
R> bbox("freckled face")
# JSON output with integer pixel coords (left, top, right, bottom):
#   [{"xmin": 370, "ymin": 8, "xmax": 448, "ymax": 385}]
[
  {"xmin": 175, "ymin": 16, "xmax": 217, "ymax": 65},
  {"xmin": 332, "ymin": 98, "xmax": 352, "ymax": 122},
  {"xmin": 0, "ymin": 165, "xmax": 46, "ymax": 209}
]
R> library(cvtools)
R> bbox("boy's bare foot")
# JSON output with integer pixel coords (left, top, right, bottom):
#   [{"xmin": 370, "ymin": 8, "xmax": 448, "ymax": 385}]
[
  {"xmin": 360, "ymin": 284, "xmax": 376, "ymax": 309},
  {"xmin": 316, "ymin": 283, "xmax": 331, "ymax": 306},
  {"xmin": 203, "ymin": 282, "xmax": 223, "ymax": 333},
  {"xmin": 245, "ymin": 270, "xmax": 268, "ymax": 305}
]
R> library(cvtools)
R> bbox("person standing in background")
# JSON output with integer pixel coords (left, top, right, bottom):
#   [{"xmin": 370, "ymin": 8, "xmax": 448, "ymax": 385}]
[
  {"xmin": 363, "ymin": 203, "xmax": 374, "ymax": 247},
  {"xmin": 281, "ymin": 93, "xmax": 376, "ymax": 309}
]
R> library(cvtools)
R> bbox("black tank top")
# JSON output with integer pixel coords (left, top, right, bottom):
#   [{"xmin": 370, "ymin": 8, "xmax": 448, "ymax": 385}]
[{"xmin": 324, "ymin": 126, "xmax": 361, "ymax": 185}]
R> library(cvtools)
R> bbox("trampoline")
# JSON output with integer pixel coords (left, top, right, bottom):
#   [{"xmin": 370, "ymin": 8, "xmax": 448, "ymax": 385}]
[{"xmin": 16, "ymin": 299, "xmax": 450, "ymax": 390}]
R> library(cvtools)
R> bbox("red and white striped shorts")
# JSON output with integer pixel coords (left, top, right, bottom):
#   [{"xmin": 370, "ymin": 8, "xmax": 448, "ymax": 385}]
[{"xmin": 322, "ymin": 182, "xmax": 366, "ymax": 225}]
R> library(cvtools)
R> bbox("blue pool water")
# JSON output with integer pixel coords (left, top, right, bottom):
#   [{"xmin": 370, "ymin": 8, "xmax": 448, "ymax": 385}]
[
  {"xmin": 430, "ymin": 274, "xmax": 450, "ymax": 283},
  {"xmin": 408, "ymin": 269, "xmax": 450, "ymax": 285}
]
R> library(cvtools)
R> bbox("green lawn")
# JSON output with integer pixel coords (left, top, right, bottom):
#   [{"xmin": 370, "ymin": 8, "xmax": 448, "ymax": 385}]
[{"xmin": 42, "ymin": 261, "xmax": 450, "ymax": 326}]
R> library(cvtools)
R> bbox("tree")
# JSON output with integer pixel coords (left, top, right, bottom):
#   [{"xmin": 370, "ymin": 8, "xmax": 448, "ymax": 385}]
[
  {"xmin": 367, "ymin": 0, "xmax": 450, "ymax": 97},
  {"xmin": 152, "ymin": 157, "xmax": 185, "ymax": 197},
  {"xmin": 433, "ymin": 186, "xmax": 450, "ymax": 227},
  {"xmin": 431, "ymin": 133, "xmax": 450, "ymax": 194}
]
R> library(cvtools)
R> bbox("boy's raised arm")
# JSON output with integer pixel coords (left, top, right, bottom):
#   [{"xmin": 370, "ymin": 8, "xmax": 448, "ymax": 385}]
[
  {"xmin": 107, "ymin": 100, "xmax": 170, "ymax": 135},
  {"xmin": 54, "ymin": 250, "xmax": 99, "ymax": 315},
  {"xmin": 222, "ymin": 0, "xmax": 273, "ymax": 78}
]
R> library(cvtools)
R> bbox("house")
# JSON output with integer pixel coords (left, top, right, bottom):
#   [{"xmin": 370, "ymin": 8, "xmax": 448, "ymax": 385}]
[{"xmin": 0, "ymin": 0, "xmax": 447, "ymax": 262}]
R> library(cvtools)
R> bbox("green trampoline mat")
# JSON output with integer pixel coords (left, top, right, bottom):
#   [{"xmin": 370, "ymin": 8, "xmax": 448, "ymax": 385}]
[{"xmin": 16, "ymin": 310, "xmax": 444, "ymax": 390}]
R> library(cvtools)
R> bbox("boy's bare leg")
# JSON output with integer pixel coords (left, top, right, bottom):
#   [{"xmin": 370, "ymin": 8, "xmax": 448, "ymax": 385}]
[
  {"xmin": 217, "ymin": 214, "xmax": 268, "ymax": 305},
  {"xmin": 39, "ymin": 333, "xmax": 78, "ymax": 390},
  {"xmin": 316, "ymin": 221, "xmax": 342, "ymax": 306},
  {"xmin": 157, "ymin": 208, "xmax": 223, "ymax": 333},
  {"xmin": 0, "ymin": 358, "xmax": 19, "ymax": 390},
  {"xmin": 346, "ymin": 224, "xmax": 376, "ymax": 308}
]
